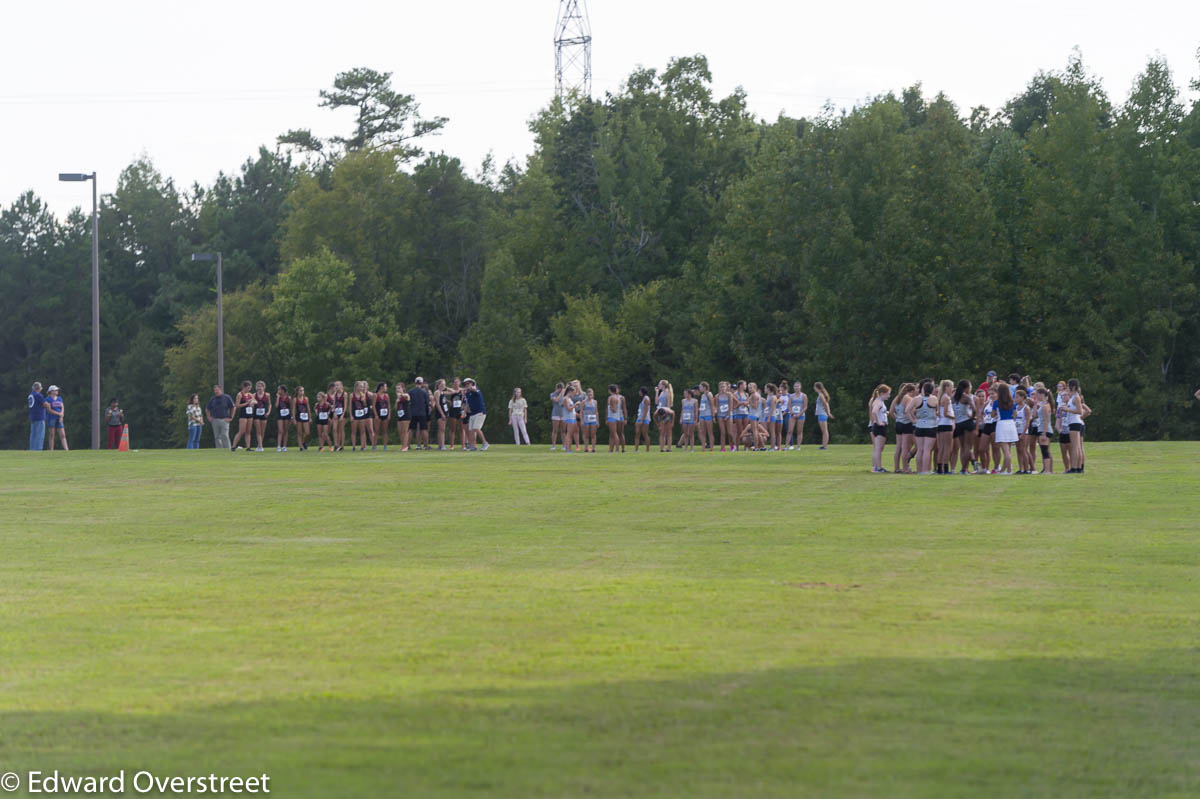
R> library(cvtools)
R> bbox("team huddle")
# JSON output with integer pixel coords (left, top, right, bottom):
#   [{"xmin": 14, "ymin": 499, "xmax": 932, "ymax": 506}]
[
  {"xmin": 224, "ymin": 376, "xmax": 489, "ymax": 452},
  {"xmin": 547, "ymin": 379, "xmax": 836, "ymax": 453},
  {"xmin": 867, "ymin": 373, "xmax": 1091, "ymax": 475}
]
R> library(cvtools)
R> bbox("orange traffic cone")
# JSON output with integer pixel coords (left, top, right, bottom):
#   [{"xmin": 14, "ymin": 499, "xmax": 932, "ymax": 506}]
[{"xmin": 118, "ymin": 424, "xmax": 131, "ymax": 452}]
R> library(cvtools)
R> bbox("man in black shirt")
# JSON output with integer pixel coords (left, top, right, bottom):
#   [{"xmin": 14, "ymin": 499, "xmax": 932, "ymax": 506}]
[
  {"xmin": 205, "ymin": 384, "xmax": 235, "ymax": 450},
  {"xmin": 407, "ymin": 377, "xmax": 432, "ymax": 450}
]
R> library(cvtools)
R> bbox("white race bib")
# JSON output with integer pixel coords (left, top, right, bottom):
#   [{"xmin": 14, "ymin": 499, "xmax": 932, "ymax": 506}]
[
  {"xmin": 354, "ymin": 408, "xmax": 365, "ymax": 419},
  {"xmin": 586, "ymin": 413, "xmax": 597, "ymax": 423},
  {"xmin": 279, "ymin": 408, "xmax": 290, "ymax": 417},
  {"xmin": 396, "ymin": 409, "xmax": 406, "ymax": 419},
  {"xmin": 298, "ymin": 412, "xmax": 309, "ymax": 421},
  {"xmin": 318, "ymin": 412, "xmax": 329, "ymax": 421},
  {"xmin": 378, "ymin": 408, "xmax": 389, "ymax": 418}
]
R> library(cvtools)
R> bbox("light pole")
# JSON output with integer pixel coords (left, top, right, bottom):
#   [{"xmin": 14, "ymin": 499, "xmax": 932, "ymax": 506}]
[
  {"xmin": 59, "ymin": 172, "xmax": 100, "ymax": 450},
  {"xmin": 191, "ymin": 253, "xmax": 224, "ymax": 390}
]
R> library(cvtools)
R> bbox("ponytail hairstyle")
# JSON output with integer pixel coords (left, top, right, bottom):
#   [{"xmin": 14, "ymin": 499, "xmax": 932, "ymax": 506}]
[
  {"xmin": 639, "ymin": 386, "xmax": 650, "ymax": 400},
  {"xmin": 813, "ymin": 381, "xmax": 829, "ymax": 404},
  {"xmin": 765, "ymin": 383, "xmax": 777, "ymax": 397},
  {"xmin": 608, "ymin": 383, "xmax": 618, "ymax": 395},
  {"xmin": 997, "ymin": 382, "xmax": 1014, "ymax": 411},
  {"xmin": 700, "ymin": 381, "xmax": 710, "ymax": 393},
  {"xmin": 666, "ymin": 381, "xmax": 674, "ymax": 408},
  {"xmin": 241, "ymin": 380, "xmax": 253, "ymax": 392},
  {"xmin": 778, "ymin": 380, "xmax": 789, "ymax": 394},
  {"xmin": 376, "ymin": 382, "xmax": 387, "ymax": 393},
  {"xmin": 277, "ymin": 384, "xmax": 289, "ymax": 395},
  {"xmin": 871, "ymin": 383, "xmax": 892, "ymax": 401},
  {"xmin": 953, "ymin": 379, "xmax": 971, "ymax": 404},
  {"xmin": 921, "ymin": 379, "xmax": 935, "ymax": 396},
  {"xmin": 1067, "ymin": 378, "xmax": 1081, "ymax": 393},
  {"xmin": 897, "ymin": 382, "xmax": 915, "ymax": 399}
]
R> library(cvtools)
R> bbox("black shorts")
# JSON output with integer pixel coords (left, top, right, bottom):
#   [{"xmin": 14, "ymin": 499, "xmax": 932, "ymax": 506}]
[
  {"xmin": 1069, "ymin": 422, "xmax": 1083, "ymax": 432},
  {"xmin": 871, "ymin": 424, "xmax": 888, "ymax": 438},
  {"xmin": 915, "ymin": 427, "xmax": 936, "ymax": 438},
  {"xmin": 449, "ymin": 407, "xmax": 462, "ymax": 419},
  {"xmin": 1028, "ymin": 426, "xmax": 1040, "ymax": 437},
  {"xmin": 410, "ymin": 417, "xmax": 429, "ymax": 431},
  {"xmin": 316, "ymin": 418, "xmax": 329, "ymax": 427},
  {"xmin": 1060, "ymin": 432, "xmax": 1071, "ymax": 445},
  {"xmin": 276, "ymin": 412, "xmax": 291, "ymax": 422},
  {"xmin": 937, "ymin": 424, "xmax": 953, "ymax": 434},
  {"xmin": 242, "ymin": 409, "xmax": 255, "ymax": 419},
  {"xmin": 895, "ymin": 422, "xmax": 914, "ymax": 435},
  {"xmin": 980, "ymin": 422, "xmax": 996, "ymax": 436}
]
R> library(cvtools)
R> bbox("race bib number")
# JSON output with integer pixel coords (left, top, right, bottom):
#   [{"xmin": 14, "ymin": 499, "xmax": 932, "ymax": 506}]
[
  {"xmin": 378, "ymin": 408, "xmax": 389, "ymax": 418},
  {"xmin": 298, "ymin": 412, "xmax": 309, "ymax": 422},
  {"xmin": 396, "ymin": 409, "xmax": 406, "ymax": 419},
  {"xmin": 279, "ymin": 408, "xmax": 290, "ymax": 417},
  {"xmin": 255, "ymin": 407, "xmax": 266, "ymax": 416},
  {"xmin": 586, "ymin": 413, "xmax": 597, "ymax": 424},
  {"xmin": 452, "ymin": 398, "xmax": 462, "ymax": 408},
  {"xmin": 318, "ymin": 412, "xmax": 329, "ymax": 421},
  {"xmin": 335, "ymin": 407, "xmax": 344, "ymax": 417},
  {"xmin": 682, "ymin": 414, "xmax": 693, "ymax": 423},
  {"xmin": 354, "ymin": 408, "xmax": 365, "ymax": 419}
]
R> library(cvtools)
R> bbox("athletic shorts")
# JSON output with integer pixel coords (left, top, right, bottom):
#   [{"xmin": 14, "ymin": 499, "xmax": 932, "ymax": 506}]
[
  {"xmin": 1028, "ymin": 426, "xmax": 1040, "ymax": 437},
  {"xmin": 817, "ymin": 414, "xmax": 828, "ymax": 423},
  {"xmin": 914, "ymin": 427, "xmax": 936, "ymax": 438},
  {"xmin": 981, "ymin": 423, "xmax": 996, "ymax": 436},
  {"xmin": 732, "ymin": 413, "xmax": 747, "ymax": 420},
  {"xmin": 895, "ymin": 422, "xmax": 914, "ymax": 435},
  {"xmin": 871, "ymin": 424, "xmax": 887, "ymax": 438},
  {"xmin": 937, "ymin": 424, "xmax": 953, "ymax": 434},
  {"xmin": 795, "ymin": 415, "xmax": 806, "ymax": 422},
  {"xmin": 448, "ymin": 408, "xmax": 462, "ymax": 419},
  {"xmin": 699, "ymin": 415, "xmax": 713, "ymax": 422},
  {"xmin": 1069, "ymin": 422, "xmax": 1083, "ymax": 432},
  {"xmin": 410, "ymin": 417, "xmax": 429, "ymax": 431}
]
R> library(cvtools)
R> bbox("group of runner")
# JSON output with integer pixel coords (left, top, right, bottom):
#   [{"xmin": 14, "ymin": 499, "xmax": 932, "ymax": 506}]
[
  {"xmin": 866, "ymin": 372, "xmax": 1091, "ymax": 475},
  {"xmin": 547, "ymin": 379, "xmax": 835, "ymax": 453},
  {"xmin": 224, "ymin": 376, "xmax": 488, "ymax": 452}
]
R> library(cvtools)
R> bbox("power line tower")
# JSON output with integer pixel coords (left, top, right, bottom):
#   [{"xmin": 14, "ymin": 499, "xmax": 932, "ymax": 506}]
[{"xmin": 555, "ymin": 0, "xmax": 592, "ymax": 101}]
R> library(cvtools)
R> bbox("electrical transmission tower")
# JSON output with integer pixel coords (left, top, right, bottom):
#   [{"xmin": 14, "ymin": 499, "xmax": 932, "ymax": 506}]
[{"xmin": 555, "ymin": 0, "xmax": 592, "ymax": 100}]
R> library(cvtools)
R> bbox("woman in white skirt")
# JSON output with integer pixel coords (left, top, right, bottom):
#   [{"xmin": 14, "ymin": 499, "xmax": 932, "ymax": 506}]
[{"xmin": 991, "ymin": 383, "xmax": 1019, "ymax": 474}]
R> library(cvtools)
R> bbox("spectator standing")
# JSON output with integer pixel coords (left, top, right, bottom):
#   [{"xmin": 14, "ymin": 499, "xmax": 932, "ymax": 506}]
[
  {"xmin": 464, "ymin": 378, "xmax": 489, "ymax": 451},
  {"xmin": 45, "ymin": 385, "xmax": 68, "ymax": 451},
  {"xmin": 205, "ymin": 384, "xmax": 234, "ymax": 450},
  {"xmin": 105, "ymin": 398, "xmax": 125, "ymax": 449},
  {"xmin": 407, "ymin": 377, "xmax": 431, "ymax": 450},
  {"xmin": 186, "ymin": 393, "xmax": 204, "ymax": 449},
  {"xmin": 508, "ymin": 387, "xmax": 529, "ymax": 445},
  {"xmin": 27, "ymin": 381, "xmax": 46, "ymax": 451}
]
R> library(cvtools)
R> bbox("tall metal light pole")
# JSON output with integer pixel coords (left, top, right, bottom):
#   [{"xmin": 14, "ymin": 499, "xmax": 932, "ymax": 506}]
[
  {"xmin": 191, "ymin": 253, "xmax": 224, "ymax": 390},
  {"xmin": 58, "ymin": 172, "xmax": 100, "ymax": 450}
]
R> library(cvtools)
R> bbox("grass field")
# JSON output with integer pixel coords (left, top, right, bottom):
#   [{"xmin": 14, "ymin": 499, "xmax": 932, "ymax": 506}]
[{"xmin": 1, "ymin": 443, "xmax": 1197, "ymax": 798}]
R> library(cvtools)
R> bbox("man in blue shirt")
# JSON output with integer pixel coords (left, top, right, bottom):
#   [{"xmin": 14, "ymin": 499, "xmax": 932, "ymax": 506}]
[
  {"xmin": 463, "ymin": 378, "xmax": 489, "ymax": 451},
  {"xmin": 27, "ymin": 381, "xmax": 47, "ymax": 451}
]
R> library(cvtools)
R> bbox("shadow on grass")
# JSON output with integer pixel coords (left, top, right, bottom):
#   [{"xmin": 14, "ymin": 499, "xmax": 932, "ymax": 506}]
[{"xmin": 2, "ymin": 655, "xmax": 1197, "ymax": 798}]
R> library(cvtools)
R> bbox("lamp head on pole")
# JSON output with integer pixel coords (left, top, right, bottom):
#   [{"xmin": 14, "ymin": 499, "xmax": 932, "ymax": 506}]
[
  {"xmin": 58, "ymin": 173, "xmax": 93, "ymax": 182},
  {"xmin": 191, "ymin": 253, "xmax": 219, "ymax": 262}
]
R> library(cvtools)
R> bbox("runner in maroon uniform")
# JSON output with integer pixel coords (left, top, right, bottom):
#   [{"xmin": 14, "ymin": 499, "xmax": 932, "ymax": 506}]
[
  {"xmin": 349, "ymin": 381, "xmax": 370, "ymax": 451},
  {"xmin": 329, "ymin": 381, "xmax": 347, "ymax": 451},
  {"xmin": 394, "ymin": 381, "xmax": 411, "ymax": 451},
  {"xmin": 274, "ymin": 385, "xmax": 292, "ymax": 452},
  {"xmin": 252, "ymin": 381, "xmax": 272, "ymax": 451},
  {"xmin": 314, "ymin": 392, "xmax": 333, "ymax": 451},
  {"xmin": 373, "ymin": 382, "xmax": 391, "ymax": 450},
  {"xmin": 230, "ymin": 380, "xmax": 255, "ymax": 451},
  {"xmin": 294, "ymin": 386, "xmax": 311, "ymax": 451}
]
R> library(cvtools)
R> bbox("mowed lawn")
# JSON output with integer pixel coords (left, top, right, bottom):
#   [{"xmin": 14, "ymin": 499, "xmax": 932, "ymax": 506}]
[{"xmin": 0, "ymin": 443, "xmax": 1197, "ymax": 798}]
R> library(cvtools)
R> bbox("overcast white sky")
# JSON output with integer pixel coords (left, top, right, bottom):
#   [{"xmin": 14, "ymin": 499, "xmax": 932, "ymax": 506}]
[{"xmin": 2, "ymin": 1, "xmax": 1197, "ymax": 217}]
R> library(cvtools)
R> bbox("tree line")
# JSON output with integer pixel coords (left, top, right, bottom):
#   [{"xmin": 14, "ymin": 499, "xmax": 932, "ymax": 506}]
[{"xmin": 3, "ymin": 53, "xmax": 1199, "ymax": 449}]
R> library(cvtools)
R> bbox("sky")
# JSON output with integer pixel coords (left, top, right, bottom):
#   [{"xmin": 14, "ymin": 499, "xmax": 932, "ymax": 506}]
[{"xmin": 2, "ymin": 0, "xmax": 1197, "ymax": 217}]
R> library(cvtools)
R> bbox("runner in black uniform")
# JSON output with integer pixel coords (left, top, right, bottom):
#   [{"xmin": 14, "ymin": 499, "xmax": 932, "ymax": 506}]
[{"xmin": 394, "ymin": 381, "xmax": 410, "ymax": 451}]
